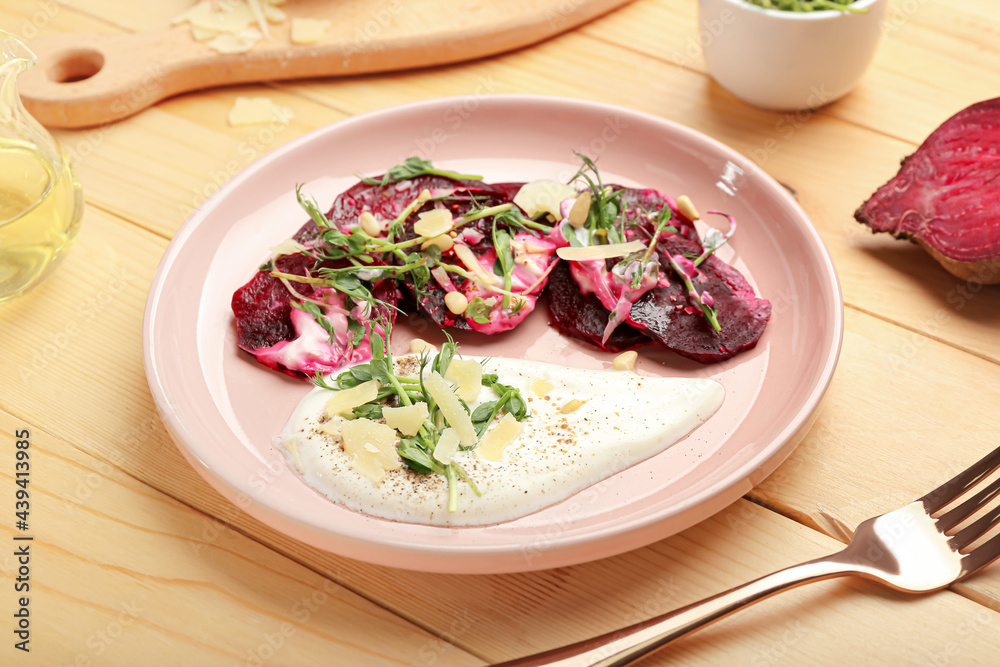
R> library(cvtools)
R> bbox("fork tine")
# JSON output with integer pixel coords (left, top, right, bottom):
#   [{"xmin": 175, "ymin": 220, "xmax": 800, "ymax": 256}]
[
  {"xmin": 950, "ymin": 502, "xmax": 1000, "ymax": 551},
  {"xmin": 936, "ymin": 475, "xmax": 1000, "ymax": 532},
  {"xmin": 920, "ymin": 445, "xmax": 1000, "ymax": 513},
  {"xmin": 961, "ymin": 530, "xmax": 1000, "ymax": 578}
]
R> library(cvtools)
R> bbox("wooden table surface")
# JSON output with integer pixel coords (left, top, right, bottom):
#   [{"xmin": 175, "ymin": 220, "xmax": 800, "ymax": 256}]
[{"xmin": 3, "ymin": 0, "xmax": 1000, "ymax": 664}]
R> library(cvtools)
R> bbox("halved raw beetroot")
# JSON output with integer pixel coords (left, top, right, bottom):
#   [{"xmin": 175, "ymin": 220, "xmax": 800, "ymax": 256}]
[
  {"xmin": 628, "ymin": 234, "xmax": 771, "ymax": 363},
  {"xmin": 855, "ymin": 98, "xmax": 1000, "ymax": 282},
  {"xmin": 546, "ymin": 261, "xmax": 650, "ymax": 352}
]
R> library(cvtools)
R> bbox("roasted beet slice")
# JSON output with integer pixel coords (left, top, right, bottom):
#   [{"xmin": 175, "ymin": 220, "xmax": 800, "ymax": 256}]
[
  {"xmin": 290, "ymin": 175, "xmax": 500, "ymax": 246},
  {"xmin": 232, "ymin": 253, "xmax": 397, "ymax": 379},
  {"xmin": 329, "ymin": 175, "xmax": 501, "ymax": 229},
  {"xmin": 547, "ymin": 261, "xmax": 649, "ymax": 352},
  {"xmin": 398, "ymin": 188, "xmax": 514, "ymax": 331},
  {"xmin": 232, "ymin": 253, "xmax": 314, "ymax": 352},
  {"xmin": 623, "ymin": 188, "xmax": 697, "ymax": 237},
  {"xmin": 488, "ymin": 182, "xmax": 528, "ymax": 202},
  {"xmin": 628, "ymin": 235, "xmax": 770, "ymax": 363},
  {"xmin": 394, "ymin": 186, "xmax": 557, "ymax": 334},
  {"xmin": 855, "ymin": 98, "xmax": 1000, "ymax": 282}
]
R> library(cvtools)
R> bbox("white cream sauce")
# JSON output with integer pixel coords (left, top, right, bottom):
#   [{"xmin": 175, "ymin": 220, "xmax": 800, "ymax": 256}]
[{"xmin": 279, "ymin": 356, "xmax": 724, "ymax": 526}]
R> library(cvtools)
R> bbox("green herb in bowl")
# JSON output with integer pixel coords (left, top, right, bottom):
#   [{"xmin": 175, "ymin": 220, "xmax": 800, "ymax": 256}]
[{"xmin": 743, "ymin": 0, "xmax": 867, "ymax": 12}]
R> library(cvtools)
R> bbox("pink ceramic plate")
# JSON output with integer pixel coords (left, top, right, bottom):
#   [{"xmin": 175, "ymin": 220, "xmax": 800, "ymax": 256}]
[{"xmin": 144, "ymin": 95, "xmax": 842, "ymax": 574}]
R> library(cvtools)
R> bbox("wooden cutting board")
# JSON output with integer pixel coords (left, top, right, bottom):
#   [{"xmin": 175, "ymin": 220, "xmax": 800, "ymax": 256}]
[{"xmin": 19, "ymin": 0, "xmax": 634, "ymax": 129}]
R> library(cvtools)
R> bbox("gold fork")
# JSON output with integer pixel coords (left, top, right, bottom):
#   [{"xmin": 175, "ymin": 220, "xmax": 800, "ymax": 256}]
[{"xmin": 498, "ymin": 445, "xmax": 1000, "ymax": 666}]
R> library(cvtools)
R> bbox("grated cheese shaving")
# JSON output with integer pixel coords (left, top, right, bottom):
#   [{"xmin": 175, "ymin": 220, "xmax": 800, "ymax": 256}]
[
  {"xmin": 477, "ymin": 413, "xmax": 524, "ymax": 462},
  {"xmin": 228, "ymin": 96, "xmax": 294, "ymax": 126},
  {"xmin": 556, "ymin": 240, "xmax": 646, "ymax": 262},
  {"xmin": 291, "ymin": 18, "xmax": 331, "ymax": 45},
  {"xmin": 453, "ymin": 243, "xmax": 499, "ymax": 286}
]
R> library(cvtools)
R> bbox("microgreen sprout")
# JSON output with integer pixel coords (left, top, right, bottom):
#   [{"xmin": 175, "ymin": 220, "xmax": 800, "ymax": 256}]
[
  {"xmin": 669, "ymin": 254, "xmax": 722, "ymax": 332},
  {"xmin": 360, "ymin": 157, "xmax": 485, "ymax": 187},
  {"xmin": 322, "ymin": 324, "xmax": 529, "ymax": 512},
  {"xmin": 743, "ymin": 0, "xmax": 866, "ymax": 11}
]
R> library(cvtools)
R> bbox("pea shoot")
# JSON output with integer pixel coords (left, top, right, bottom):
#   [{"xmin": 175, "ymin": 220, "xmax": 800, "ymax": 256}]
[
  {"xmin": 319, "ymin": 321, "xmax": 531, "ymax": 512},
  {"xmin": 743, "ymin": 0, "xmax": 866, "ymax": 12}
]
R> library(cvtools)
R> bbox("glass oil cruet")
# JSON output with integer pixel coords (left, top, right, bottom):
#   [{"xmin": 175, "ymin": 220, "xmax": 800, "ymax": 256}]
[{"xmin": 0, "ymin": 29, "xmax": 83, "ymax": 303}]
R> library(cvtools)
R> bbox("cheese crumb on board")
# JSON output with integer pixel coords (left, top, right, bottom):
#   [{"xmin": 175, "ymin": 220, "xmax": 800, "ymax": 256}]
[
  {"xmin": 264, "ymin": 5, "xmax": 286, "ymax": 22},
  {"xmin": 228, "ymin": 96, "xmax": 293, "ymax": 126},
  {"xmin": 291, "ymin": 18, "xmax": 331, "ymax": 45},
  {"xmin": 191, "ymin": 26, "xmax": 219, "ymax": 41},
  {"xmin": 208, "ymin": 27, "xmax": 262, "ymax": 54},
  {"xmin": 172, "ymin": 0, "xmax": 287, "ymax": 53},
  {"xmin": 171, "ymin": 1, "xmax": 214, "ymax": 26}
]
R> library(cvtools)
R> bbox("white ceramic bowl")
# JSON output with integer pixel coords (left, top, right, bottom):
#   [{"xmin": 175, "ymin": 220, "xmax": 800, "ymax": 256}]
[{"xmin": 699, "ymin": 0, "xmax": 887, "ymax": 111}]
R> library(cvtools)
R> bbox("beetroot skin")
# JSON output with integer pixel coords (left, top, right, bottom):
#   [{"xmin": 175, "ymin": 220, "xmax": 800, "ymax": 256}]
[{"xmin": 855, "ymin": 97, "xmax": 1000, "ymax": 282}]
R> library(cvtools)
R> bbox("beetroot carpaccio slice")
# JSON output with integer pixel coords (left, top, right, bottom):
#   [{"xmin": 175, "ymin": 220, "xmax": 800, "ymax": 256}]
[
  {"xmin": 391, "ymin": 181, "xmax": 558, "ymax": 334},
  {"xmin": 855, "ymin": 97, "xmax": 1000, "ymax": 277},
  {"xmin": 546, "ymin": 261, "xmax": 649, "ymax": 352},
  {"xmin": 392, "ymin": 182, "xmax": 514, "ymax": 331},
  {"xmin": 329, "ymin": 175, "xmax": 498, "ymax": 229},
  {"xmin": 548, "ymin": 183, "xmax": 769, "ymax": 362},
  {"xmin": 628, "ymin": 234, "xmax": 771, "ymax": 363},
  {"xmin": 620, "ymin": 187, "xmax": 701, "ymax": 244},
  {"xmin": 232, "ymin": 253, "xmax": 397, "ymax": 379}
]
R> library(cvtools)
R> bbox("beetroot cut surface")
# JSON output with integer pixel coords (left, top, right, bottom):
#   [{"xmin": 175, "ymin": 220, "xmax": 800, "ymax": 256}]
[
  {"xmin": 546, "ymin": 261, "xmax": 650, "ymax": 353},
  {"xmin": 628, "ymin": 235, "xmax": 771, "ymax": 363},
  {"xmin": 855, "ymin": 97, "xmax": 1000, "ymax": 263}
]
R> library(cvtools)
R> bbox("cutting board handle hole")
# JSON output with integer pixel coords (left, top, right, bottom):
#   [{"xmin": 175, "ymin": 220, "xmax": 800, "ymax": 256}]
[{"xmin": 48, "ymin": 49, "xmax": 105, "ymax": 84}]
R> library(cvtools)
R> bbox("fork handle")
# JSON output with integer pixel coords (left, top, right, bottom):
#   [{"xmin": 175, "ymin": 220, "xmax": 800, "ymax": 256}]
[{"xmin": 495, "ymin": 556, "xmax": 856, "ymax": 666}]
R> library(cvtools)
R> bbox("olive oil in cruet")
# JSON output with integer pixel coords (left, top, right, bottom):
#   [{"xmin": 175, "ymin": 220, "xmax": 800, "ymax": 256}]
[{"xmin": 0, "ymin": 30, "xmax": 83, "ymax": 303}]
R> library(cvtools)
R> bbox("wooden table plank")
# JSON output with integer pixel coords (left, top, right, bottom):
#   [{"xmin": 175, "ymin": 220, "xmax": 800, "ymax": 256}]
[
  {"xmin": 54, "ymin": 94, "xmax": 348, "ymax": 239},
  {"xmin": 0, "ymin": 410, "xmax": 484, "ymax": 666},
  {"xmin": 748, "ymin": 306, "xmax": 1000, "ymax": 607}
]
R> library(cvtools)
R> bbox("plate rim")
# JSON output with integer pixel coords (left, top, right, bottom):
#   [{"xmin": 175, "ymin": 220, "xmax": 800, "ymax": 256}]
[{"xmin": 143, "ymin": 93, "xmax": 844, "ymax": 572}]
